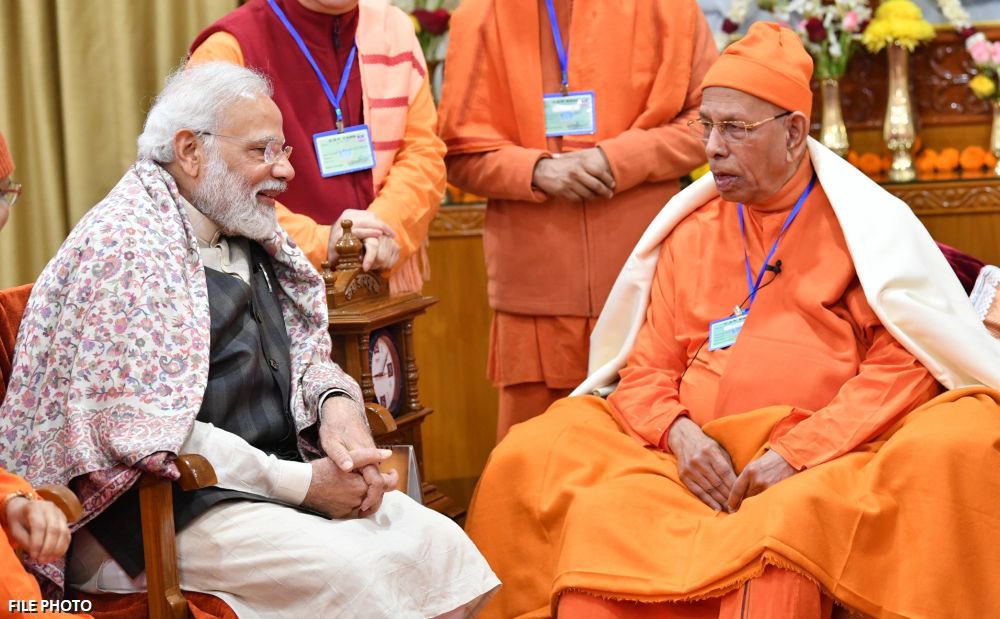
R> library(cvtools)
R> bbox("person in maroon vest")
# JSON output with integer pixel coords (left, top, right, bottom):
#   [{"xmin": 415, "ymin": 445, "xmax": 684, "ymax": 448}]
[{"xmin": 190, "ymin": 0, "xmax": 445, "ymax": 294}]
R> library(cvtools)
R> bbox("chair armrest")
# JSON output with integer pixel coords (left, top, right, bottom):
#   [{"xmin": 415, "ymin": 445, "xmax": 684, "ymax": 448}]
[
  {"xmin": 174, "ymin": 454, "xmax": 217, "ymax": 491},
  {"xmin": 139, "ymin": 454, "xmax": 217, "ymax": 619},
  {"xmin": 34, "ymin": 485, "xmax": 83, "ymax": 524},
  {"xmin": 365, "ymin": 403, "xmax": 397, "ymax": 436}
]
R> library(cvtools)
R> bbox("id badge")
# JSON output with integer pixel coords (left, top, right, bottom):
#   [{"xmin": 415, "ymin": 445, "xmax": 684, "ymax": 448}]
[
  {"xmin": 708, "ymin": 313, "xmax": 747, "ymax": 351},
  {"xmin": 313, "ymin": 124, "xmax": 376, "ymax": 178},
  {"xmin": 543, "ymin": 91, "xmax": 596, "ymax": 136}
]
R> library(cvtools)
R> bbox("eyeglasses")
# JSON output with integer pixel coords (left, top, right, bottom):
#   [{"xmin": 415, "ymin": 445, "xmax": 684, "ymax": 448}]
[
  {"xmin": 688, "ymin": 111, "xmax": 792, "ymax": 144},
  {"xmin": 0, "ymin": 182, "xmax": 21, "ymax": 208},
  {"xmin": 197, "ymin": 132, "xmax": 293, "ymax": 164}
]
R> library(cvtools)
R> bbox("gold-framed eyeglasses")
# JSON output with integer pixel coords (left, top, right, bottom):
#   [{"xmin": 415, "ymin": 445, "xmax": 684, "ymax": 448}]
[
  {"xmin": 688, "ymin": 111, "xmax": 792, "ymax": 144},
  {"xmin": 0, "ymin": 182, "xmax": 22, "ymax": 208},
  {"xmin": 197, "ymin": 132, "xmax": 293, "ymax": 164}
]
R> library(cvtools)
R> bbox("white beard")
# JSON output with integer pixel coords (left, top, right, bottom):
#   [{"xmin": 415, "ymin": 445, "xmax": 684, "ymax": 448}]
[{"xmin": 191, "ymin": 145, "xmax": 284, "ymax": 242}]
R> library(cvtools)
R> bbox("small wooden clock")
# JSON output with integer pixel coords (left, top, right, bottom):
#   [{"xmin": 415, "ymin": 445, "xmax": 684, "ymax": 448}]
[{"xmin": 322, "ymin": 221, "xmax": 462, "ymax": 519}]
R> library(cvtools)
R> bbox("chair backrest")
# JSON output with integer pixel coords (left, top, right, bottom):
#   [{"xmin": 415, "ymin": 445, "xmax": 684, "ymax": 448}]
[{"xmin": 0, "ymin": 283, "xmax": 33, "ymax": 405}]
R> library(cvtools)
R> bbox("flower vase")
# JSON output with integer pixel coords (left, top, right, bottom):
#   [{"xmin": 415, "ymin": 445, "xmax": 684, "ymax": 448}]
[
  {"xmin": 883, "ymin": 43, "xmax": 916, "ymax": 182},
  {"xmin": 991, "ymin": 100, "xmax": 1000, "ymax": 177},
  {"xmin": 819, "ymin": 78, "xmax": 849, "ymax": 157}
]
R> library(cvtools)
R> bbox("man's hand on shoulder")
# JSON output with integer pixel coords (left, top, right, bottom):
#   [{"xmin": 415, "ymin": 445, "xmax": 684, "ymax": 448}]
[
  {"xmin": 726, "ymin": 450, "xmax": 797, "ymax": 512},
  {"xmin": 326, "ymin": 209, "xmax": 399, "ymax": 271},
  {"xmin": 667, "ymin": 416, "xmax": 737, "ymax": 512},
  {"xmin": 531, "ymin": 148, "xmax": 616, "ymax": 202},
  {"xmin": 2, "ymin": 495, "xmax": 71, "ymax": 563}
]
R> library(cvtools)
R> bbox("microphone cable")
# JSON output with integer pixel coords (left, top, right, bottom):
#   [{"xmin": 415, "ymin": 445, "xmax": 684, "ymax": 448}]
[{"xmin": 679, "ymin": 262, "xmax": 782, "ymax": 381}]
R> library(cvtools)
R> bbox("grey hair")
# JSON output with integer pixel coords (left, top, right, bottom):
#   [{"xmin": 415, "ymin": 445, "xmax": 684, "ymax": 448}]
[{"xmin": 137, "ymin": 62, "xmax": 273, "ymax": 163}]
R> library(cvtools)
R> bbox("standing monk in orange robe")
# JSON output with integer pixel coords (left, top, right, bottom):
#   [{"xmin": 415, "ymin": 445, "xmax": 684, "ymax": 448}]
[
  {"xmin": 438, "ymin": 0, "xmax": 718, "ymax": 439},
  {"xmin": 466, "ymin": 23, "xmax": 1000, "ymax": 618}
]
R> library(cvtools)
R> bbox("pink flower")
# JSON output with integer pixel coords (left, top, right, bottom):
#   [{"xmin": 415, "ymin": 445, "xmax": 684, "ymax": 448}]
[
  {"xmin": 968, "ymin": 37, "xmax": 992, "ymax": 65},
  {"xmin": 991, "ymin": 42, "xmax": 1000, "ymax": 66},
  {"xmin": 842, "ymin": 11, "xmax": 859, "ymax": 33}
]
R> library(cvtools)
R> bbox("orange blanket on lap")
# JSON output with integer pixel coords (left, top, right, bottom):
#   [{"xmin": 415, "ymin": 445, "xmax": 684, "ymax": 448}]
[{"xmin": 467, "ymin": 388, "xmax": 1000, "ymax": 618}]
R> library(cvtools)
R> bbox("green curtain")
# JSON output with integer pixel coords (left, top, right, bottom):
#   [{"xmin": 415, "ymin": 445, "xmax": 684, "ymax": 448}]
[{"xmin": 0, "ymin": 0, "xmax": 237, "ymax": 287}]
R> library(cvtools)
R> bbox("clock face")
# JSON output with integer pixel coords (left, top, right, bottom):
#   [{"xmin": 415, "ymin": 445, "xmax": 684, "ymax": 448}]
[{"xmin": 369, "ymin": 329, "xmax": 402, "ymax": 415}]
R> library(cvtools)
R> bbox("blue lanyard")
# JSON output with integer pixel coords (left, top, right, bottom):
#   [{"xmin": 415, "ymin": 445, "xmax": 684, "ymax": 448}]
[
  {"xmin": 268, "ymin": 0, "xmax": 357, "ymax": 131},
  {"xmin": 737, "ymin": 174, "xmax": 816, "ymax": 310},
  {"xmin": 543, "ymin": 0, "xmax": 570, "ymax": 94}
]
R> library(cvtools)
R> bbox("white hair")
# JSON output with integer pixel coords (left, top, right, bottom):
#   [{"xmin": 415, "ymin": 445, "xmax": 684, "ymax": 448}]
[{"xmin": 137, "ymin": 62, "xmax": 273, "ymax": 163}]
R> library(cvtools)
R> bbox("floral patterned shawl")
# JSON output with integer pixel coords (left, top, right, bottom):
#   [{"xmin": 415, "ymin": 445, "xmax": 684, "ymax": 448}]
[{"xmin": 0, "ymin": 159, "xmax": 361, "ymax": 590}]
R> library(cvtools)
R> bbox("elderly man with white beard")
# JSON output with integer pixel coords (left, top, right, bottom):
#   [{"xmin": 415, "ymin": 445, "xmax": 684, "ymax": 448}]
[{"xmin": 0, "ymin": 62, "xmax": 498, "ymax": 617}]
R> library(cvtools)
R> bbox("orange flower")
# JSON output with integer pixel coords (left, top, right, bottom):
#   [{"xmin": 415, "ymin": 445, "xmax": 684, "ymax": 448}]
[
  {"xmin": 847, "ymin": 150, "xmax": 860, "ymax": 167},
  {"xmin": 960, "ymin": 146, "xmax": 987, "ymax": 171},
  {"xmin": 937, "ymin": 147, "xmax": 960, "ymax": 171},
  {"xmin": 881, "ymin": 152, "xmax": 893, "ymax": 172},
  {"xmin": 858, "ymin": 152, "xmax": 883, "ymax": 176},
  {"xmin": 986, "ymin": 151, "xmax": 998, "ymax": 169},
  {"xmin": 915, "ymin": 149, "xmax": 937, "ymax": 173}
]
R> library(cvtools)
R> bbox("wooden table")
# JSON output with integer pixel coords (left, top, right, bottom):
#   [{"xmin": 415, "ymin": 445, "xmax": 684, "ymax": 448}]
[{"xmin": 880, "ymin": 173, "xmax": 1000, "ymax": 265}]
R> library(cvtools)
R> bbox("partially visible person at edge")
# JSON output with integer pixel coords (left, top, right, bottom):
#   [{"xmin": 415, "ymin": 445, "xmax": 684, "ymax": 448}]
[
  {"xmin": 465, "ymin": 22, "xmax": 1000, "ymax": 618},
  {"xmin": 438, "ymin": 0, "xmax": 718, "ymax": 440},
  {"xmin": 0, "ymin": 133, "xmax": 89, "ymax": 619},
  {"xmin": 0, "ymin": 64, "xmax": 498, "ymax": 617},
  {"xmin": 190, "ymin": 0, "xmax": 444, "ymax": 294}
]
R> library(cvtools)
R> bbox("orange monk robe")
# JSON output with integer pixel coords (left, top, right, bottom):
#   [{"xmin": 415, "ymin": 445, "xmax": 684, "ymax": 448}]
[
  {"xmin": 440, "ymin": 0, "xmax": 718, "ymax": 436},
  {"xmin": 609, "ymin": 157, "xmax": 940, "ymax": 468},
  {"xmin": 463, "ymin": 156, "xmax": 992, "ymax": 619},
  {"xmin": 189, "ymin": 30, "xmax": 443, "ymax": 286},
  {"xmin": 0, "ymin": 469, "xmax": 90, "ymax": 619}
]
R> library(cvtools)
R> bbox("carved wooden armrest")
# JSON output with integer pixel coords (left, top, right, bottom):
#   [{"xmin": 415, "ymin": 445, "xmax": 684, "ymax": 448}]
[
  {"xmin": 365, "ymin": 402, "xmax": 397, "ymax": 436},
  {"xmin": 34, "ymin": 485, "xmax": 83, "ymax": 524}
]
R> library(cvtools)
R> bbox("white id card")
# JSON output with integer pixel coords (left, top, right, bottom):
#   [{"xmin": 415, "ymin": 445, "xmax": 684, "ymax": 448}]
[
  {"xmin": 313, "ymin": 124, "xmax": 376, "ymax": 178},
  {"xmin": 708, "ymin": 313, "xmax": 747, "ymax": 351},
  {"xmin": 543, "ymin": 91, "xmax": 596, "ymax": 136}
]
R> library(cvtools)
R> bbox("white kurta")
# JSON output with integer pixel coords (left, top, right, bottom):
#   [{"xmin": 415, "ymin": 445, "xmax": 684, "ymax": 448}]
[{"xmin": 71, "ymin": 492, "xmax": 499, "ymax": 618}]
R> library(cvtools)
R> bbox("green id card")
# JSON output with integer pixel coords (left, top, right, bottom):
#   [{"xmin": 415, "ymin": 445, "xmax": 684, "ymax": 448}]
[
  {"xmin": 708, "ymin": 313, "xmax": 747, "ymax": 351},
  {"xmin": 543, "ymin": 91, "xmax": 596, "ymax": 137},
  {"xmin": 312, "ymin": 124, "xmax": 376, "ymax": 178}
]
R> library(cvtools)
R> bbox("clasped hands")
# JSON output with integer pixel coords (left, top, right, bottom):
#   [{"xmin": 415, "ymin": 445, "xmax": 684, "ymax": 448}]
[
  {"xmin": 531, "ymin": 147, "xmax": 616, "ymax": 202},
  {"xmin": 304, "ymin": 396, "xmax": 399, "ymax": 519},
  {"xmin": 327, "ymin": 209, "xmax": 400, "ymax": 272},
  {"xmin": 666, "ymin": 416, "xmax": 796, "ymax": 513}
]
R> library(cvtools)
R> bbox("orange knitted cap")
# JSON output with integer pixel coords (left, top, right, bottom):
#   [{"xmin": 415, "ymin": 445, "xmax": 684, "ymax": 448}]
[
  {"xmin": 0, "ymin": 132, "xmax": 13, "ymax": 179},
  {"xmin": 700, "ymin": 22, "xmax": 814, "ymax": 117}
]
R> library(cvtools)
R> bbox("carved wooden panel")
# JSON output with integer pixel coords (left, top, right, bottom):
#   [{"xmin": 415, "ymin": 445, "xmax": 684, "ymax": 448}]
[
  {"xmin": 430, "ymin": 204, "xmax": 487, "ymax": 238},
  {"xmin": 811, "ymin": 25, "xmax": 1000, "ymax": 132},
  {"xmin": 884, "ymin": 177, "xmax": 1000, "ymax": 214}
]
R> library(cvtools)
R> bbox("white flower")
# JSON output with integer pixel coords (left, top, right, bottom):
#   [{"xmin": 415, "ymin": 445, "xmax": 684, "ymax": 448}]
[
  {"xmin": 829, "ymin": 34, "xmax": 843, "ymax": 58},
  {"xmin": 937, "ymin": 0, "xmax": 973, "ymax": 30},
  {"xmin": 966, "ymin": 31, "xmax": 987, "ymax": 51}
]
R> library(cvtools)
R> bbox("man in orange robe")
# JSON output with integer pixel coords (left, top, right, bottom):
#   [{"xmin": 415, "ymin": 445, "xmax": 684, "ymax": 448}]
[
  {"xmin": 438, "ymin": 0, "xmax": 718, "ymax": 439},
  {"xmin": 466, "ymin": 23, "xmax": 1000, "ymax": 618},
  {"xmin": 0, "ymin": 132, "xmax": 87, "ymax": 619}
]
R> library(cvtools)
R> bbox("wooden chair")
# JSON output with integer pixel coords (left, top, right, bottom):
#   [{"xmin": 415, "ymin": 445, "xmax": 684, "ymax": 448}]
[
  {"xmin": 1, "ymin": 283, "xmax": 398, "ymax": 619},
  {"xmin": 95, "ymin": 404, "xmax": 396, "ymax": 619}
]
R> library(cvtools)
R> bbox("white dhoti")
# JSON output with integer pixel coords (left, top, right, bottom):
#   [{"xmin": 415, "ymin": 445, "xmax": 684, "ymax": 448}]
[{"xmin": 69, "ymin": 492, "xmax": 500, "ymax": 618}]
